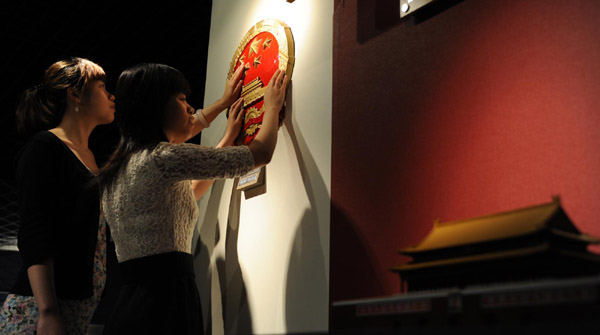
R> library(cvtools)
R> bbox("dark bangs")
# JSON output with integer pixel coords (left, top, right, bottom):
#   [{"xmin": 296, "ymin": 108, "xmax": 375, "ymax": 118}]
[{"xmin": 167, "ymin": 67, "xmax": 191, "ymax": 97}]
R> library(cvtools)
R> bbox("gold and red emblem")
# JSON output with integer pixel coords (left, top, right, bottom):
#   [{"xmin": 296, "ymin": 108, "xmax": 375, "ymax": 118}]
[{"xmin": 227, "ymin": 19, "xmax": 295, "ymax": 145}]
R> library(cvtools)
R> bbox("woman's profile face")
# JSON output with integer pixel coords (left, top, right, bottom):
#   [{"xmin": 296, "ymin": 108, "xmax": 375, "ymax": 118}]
[
  {"xmin": 163, "ymin": 92, "xmax": 195, "ymax": 143},
  {"xmin": 82, "ymin": 79, "xmax": 116, "ymax": 125}
]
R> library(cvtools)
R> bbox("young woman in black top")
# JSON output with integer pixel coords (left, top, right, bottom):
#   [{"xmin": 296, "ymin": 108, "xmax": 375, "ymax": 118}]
[{"xmin": 0, "ymin": 57, "xmax": 115, "ymax": 335}]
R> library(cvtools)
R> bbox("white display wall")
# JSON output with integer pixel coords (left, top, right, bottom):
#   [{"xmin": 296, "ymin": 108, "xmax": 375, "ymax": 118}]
[{"xmin": 193, "ymin": 1, "xmax": 332, "ymax": 334}]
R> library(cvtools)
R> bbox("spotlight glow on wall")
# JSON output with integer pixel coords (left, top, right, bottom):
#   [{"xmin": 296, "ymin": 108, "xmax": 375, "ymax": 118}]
[{"xmin": 400, "ymin": 0, "xmax": 435, "ymax": 17}]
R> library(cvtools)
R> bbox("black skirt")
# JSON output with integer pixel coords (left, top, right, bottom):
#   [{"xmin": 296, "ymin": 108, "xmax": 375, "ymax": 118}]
[{"xmin": 103, "ymin": 252, "xmax": 203, "ymax": 335}]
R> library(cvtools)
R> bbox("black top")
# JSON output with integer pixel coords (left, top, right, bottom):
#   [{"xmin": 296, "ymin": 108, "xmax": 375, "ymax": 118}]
[{"xmin": 11, "ymin": 131, "xmax": 100, "ymax": 299}]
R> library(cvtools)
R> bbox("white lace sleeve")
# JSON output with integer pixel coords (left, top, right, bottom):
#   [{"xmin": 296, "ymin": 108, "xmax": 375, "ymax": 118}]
[{"xmin": 152, "ymin": 142, "xmax": 254, "ymax": 182}]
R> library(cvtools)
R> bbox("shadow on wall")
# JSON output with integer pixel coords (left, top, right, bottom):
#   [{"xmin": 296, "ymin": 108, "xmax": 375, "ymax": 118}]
[
  {"xmin": 282, "ymin": 88, "xmax": 328, "ymax": 332},
  {"xmin": 329, "ymin": 204, "xmax": 386, "ymax": 302},
  {"xmin": 221, "ymin": 186, "xmax": 253, "ymax": 333},
  {"xmin": 194, "ymin": 179, "xmax": 227, "ymax": 335},
  {"xmin": 193, "ymin": 178, "xmax": 253, "ymax": 335},
  {"xmin": 285, "ymin": 212, "xmax": 328, "ymax": 331},
  {"xmin": 356, "ymin": 0, "xmax": 402, "ymax": 43}
]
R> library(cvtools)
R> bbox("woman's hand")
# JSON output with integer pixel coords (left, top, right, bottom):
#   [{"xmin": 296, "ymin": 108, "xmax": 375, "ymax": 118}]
[
  {"xmin": 246, "ymin": 69, "xmax": 289, "ymax": 167},
  {"xmin": 218, "ymin": 97, "xmax": 244, "ymax": 147},
  {"xmin": 263, "ymin": 69, "xmax": 288, "ymax": 116},
  {"xmin": 37, "ymin": 310, "xmax": 65, "ymax": 335},
  {"xmin": 27, "ymin": 261, "xmax": 65, "ymax": 335},
  {"xmin": 219, "ymin": 65, "xmax": 245, "ymax": 108},
  {"xmin": 189, "ymin": 65, "xmax": 245, "ymax": 136}
]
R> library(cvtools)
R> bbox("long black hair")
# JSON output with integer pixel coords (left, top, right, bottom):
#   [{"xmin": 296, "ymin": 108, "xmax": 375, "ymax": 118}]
[
  {"xmin": 98, "ymin": 63, "xmax": 191, "ymax": 192},
  {"xmin": 16, "ymin": 57, "xmax": 106, "ymax": 136}
]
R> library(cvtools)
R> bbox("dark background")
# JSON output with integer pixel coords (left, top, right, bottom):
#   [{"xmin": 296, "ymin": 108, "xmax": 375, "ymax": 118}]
[
  {"xmin": 0, "ymin": 0, "xmax": 214, "ymax": 323},
  {"xmin": 0, "ymin": 0, "xmax": 214, "ymax": 174}
]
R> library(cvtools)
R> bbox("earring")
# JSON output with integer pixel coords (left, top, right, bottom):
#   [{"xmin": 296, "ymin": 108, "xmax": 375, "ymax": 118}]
[{"xmin": 75, "ymin": 106, "xmax": 79, "ymax": 113}]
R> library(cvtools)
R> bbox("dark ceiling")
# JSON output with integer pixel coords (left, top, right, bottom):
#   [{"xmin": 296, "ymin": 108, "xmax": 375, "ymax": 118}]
[{"xmin": 0, "ymin": 0, "xmax": 214, "ymax": 180}]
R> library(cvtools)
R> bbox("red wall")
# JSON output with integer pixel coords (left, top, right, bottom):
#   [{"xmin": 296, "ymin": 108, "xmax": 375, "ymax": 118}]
[{"xmin": 331, "ymin": 0, "xmax": 600, "ymax": 302}]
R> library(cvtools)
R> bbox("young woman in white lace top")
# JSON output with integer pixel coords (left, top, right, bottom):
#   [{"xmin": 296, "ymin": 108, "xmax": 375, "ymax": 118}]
[{"xmin": 98, "ymin": 63, "xmax": 288, "ymax": 335}]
